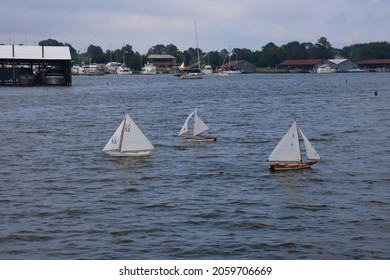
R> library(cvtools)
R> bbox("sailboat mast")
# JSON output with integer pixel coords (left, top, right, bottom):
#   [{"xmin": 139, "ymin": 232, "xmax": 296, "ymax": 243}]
[
  {"xmin": 296, "ymin": 120, "xmax": 303, "ymax": 162},
  {"xmin": 119, "ymin": 115, "xmax": 126, "ymax": 151},
  {"xmin": 194, "ymin": 21, "xmax": 200, "ymax": 69}
]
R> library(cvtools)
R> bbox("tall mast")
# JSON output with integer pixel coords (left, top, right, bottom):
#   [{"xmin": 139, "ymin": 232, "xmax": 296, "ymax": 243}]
[
  {"xmin": 295, "ymin": 119, "xmax": 303, "ymax": 162},
  {"xmin": 195, "ymin": 21, "xmax": 200, "ymax": 69},
  {"xmin": 119, "ymin": 115, "xmax": 126, "ymax": 151}
]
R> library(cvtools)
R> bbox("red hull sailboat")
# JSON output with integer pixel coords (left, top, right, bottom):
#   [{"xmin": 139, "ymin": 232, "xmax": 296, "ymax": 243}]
[{"xmin": 268, "ymin": 120, "xmax": 320, "ymax": 171}]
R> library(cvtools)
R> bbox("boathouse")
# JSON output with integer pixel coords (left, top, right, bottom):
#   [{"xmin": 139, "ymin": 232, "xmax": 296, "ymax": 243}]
[
  {"xmin": 277, "ymin": 59, "xmax": 325, "ymax": 73},
  {"xmin": 0, "ymin": 45, "xmax": 72, "ymax": 86},
  {"xmin": 326, "ymin": 59, "xmax": 358, "ymax": 72},
  {"xmin": 357, "ymin": 59, "xmax": 390, "ymax": 72},
  {"xmin": 219, "ymin": 60, "xmax": 256, "ymax": 73}
]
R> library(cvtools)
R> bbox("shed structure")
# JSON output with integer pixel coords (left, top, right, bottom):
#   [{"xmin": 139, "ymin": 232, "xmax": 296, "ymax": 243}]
[
  {"xmin": 0, "ymin": 45, "xmax": 72, "ymax": 86},
  {"xmin": 277, "ymin": 59, "xmax": 325, "ymax": 72},
  {"xmin": 326, "ymin": 59, "xmax": 358, "ymax": 72},
  {"xmin": 357, "ymin": 59, "xmax": 390, "ymax": 72},
  {"xmin": 220, "ymin": 60, "xmax": 256, "ymax": 73}
]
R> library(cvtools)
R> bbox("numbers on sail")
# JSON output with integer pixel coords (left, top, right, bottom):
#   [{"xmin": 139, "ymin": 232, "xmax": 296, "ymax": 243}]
[
  {"xmin": 111, "ymin": 136, "xmax": 117, "ymax": 144},
  {"xmin": 124, "ymin": 124, "xmax": 131, "ymax": 133}
]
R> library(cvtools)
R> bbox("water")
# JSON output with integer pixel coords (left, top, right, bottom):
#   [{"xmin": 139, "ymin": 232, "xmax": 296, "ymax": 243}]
[{"xmin": 0, "ymin": 73, "xmax": 389, "ymax": 259}]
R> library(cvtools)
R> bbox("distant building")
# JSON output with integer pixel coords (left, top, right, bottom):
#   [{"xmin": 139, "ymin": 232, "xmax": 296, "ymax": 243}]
[
  {"xmin": 147, "ymin": 54, "xmax": 177, "ymax": 70},
  {"xmin": 277, "ymin": 58, "xmax": 358, "ymax": 72},
  {"xmin": 0, "ymin": 45, "xmax": 72, "ymax": 86},
  {"xmin": 219, "ymin": 60, "xmax": 256, "ymax": 73},
  {"xmin": 277, "ymin": 59, "xmax": 325, "ymax": 72},
  {"xmin": 357, "ymin": 59, "xmax": 390, "ymax": 72},
  {"xmin": 326, "ymin": 59, "xmax": 358, "ymax": 72}
]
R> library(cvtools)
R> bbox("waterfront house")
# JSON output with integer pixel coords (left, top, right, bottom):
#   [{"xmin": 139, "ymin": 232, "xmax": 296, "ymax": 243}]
[{"xmin": 146, "ymin": 54, "xmax": 177, "ymax": 72}]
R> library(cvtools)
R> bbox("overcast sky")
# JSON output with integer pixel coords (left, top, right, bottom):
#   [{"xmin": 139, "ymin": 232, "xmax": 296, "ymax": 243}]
[{"xmin": 1, "ymin": 0, "xmax": 389, "ymax": 54}]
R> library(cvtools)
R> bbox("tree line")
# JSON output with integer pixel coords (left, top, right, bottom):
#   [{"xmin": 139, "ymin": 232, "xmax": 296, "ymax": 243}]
[{"xmin": 39, "ymin": 37, "xmax": 390, "ymax": 71}]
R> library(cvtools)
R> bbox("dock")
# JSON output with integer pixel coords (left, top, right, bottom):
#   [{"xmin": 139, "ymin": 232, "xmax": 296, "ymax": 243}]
[{"xmin": 0, "ymin": 45, "xmax": 72, "ymax": 86}]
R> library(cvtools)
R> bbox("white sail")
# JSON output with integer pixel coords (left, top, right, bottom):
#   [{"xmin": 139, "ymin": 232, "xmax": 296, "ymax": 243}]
[
  {"xmin": 299, "ymin": 127, "xmax": 321, "ymax": 160},
  {"xmin": 268, "ymin": 120, "xmax": 301, "ymax": 162},
  {"xmin": 121, "ymin": 114, "xmax": 155, "ymax": 152},
  {"xmin": 178, "ymin": 111, "xmax": 195, "ymax": 136},
  {"xmin": 179, "ymin": 62, "xmax": 186, "ymax": 70},
  {"xmin": 102, "ymin": 119, "xmax": 124, "ymax": 152},
  {"xmin": 193, "ymin": 108, "xmax": 209, "ymax": 136}
]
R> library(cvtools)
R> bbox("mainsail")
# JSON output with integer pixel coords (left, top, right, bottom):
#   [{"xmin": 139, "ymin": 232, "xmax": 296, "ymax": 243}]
[
  {"xmin": 268, "ymin": 120, "xmax": 320, "ymax": 163},
  {"xmin": 193, "ymin": 108, "xmax": 209, "ymax": 136},
  {"xmin": 121, "ymin": 114, "xmax": 155, "ymax": 152},
  {"xmin": 268, "ymin": 120, "xmax": 301, "ymax": 162}
]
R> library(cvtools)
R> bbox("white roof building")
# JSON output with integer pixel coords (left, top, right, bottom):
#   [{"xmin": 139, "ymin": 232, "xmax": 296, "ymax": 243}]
[
  {"xmin": 0, "ymin": 45, "xmax": 71, "ymax": 60},
  {"xmin": 0, "ymin": 45, "xmax": 72, "ymax": 86}
]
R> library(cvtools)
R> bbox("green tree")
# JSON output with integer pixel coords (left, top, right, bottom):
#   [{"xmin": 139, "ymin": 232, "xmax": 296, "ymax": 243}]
[
  {"xmin": 147, "ymin": 44, "xmax": 167, "ymax": 55},
  {"xmin": 87, "ymin": 44, "xmax": 105, "ymax": 63},
  {"xmin": 314, "ymin": 37, "xmax": 333, "ymax": 58},
  {"xmin": 260, "ymin": 42, "xmax": 284, "ymax": 67},
  {"xmin": 39, "ymin": 38, "xmax": 77, "ymax": 60},
  {"xmin": 205, "ymin": 51, "xmax": 222, "ymax": 68},
  {"xmin": 121, "ymin": 44, "xmax": 135, "ymax": 66},
  {"xmin": 281, "ymin": 41, "xmax": 308, "ymax": 59},
  {"xmin": 39, "ymin": 38, "xmax": 63, "ymax": 46},
  {"xmin": 129, "ymin": 52, "xmax": 142, "ymax": 71},
  {"xmin": 232, "ymin": 48, "xmax": 253, "ymax": 62},
  {"xmin": 359, "ymin": 42, "xmax": 390, "ymax": 60}
]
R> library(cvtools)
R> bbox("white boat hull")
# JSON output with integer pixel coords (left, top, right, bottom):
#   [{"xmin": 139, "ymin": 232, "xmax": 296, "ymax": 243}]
[
  {"xmin": 179, "ymin": 73, "xmax": 203, "ymax": 79},
  {"xmin": 317, "ymin": 64, "xmax": 337, "ymax": 73},
  {"xmin": 103, "ymin": 150, "xmax": 151, "ymax": 157}
]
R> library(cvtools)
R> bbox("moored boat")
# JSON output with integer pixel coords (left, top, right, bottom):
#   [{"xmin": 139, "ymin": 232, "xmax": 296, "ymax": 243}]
[
  {"xmin": 316, "ymin": 64, "xmax": 337, "ymax": 73},
  {"xmin": 116, "ymin": 65, "xmax": 132, "ymax": 75},
  {"xmin": 141, "ymin": 62, "xmax": 157, "ymax": 75}
]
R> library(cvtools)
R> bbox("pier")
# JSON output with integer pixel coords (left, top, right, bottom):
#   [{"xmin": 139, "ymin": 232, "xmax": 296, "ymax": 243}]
[{"xmin": 0, "ymin": 45, "xmax": 72, "ymax": 86}]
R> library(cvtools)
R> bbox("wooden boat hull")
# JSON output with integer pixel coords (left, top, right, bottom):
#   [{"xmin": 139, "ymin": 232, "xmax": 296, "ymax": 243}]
[
  {"xmin": 103, "ymin": 150, "xmax": 152, "ymax": 157},
  {"xmin": 269, "ymin": 161, "xmax": 318, "ymax": 171},
  {"xmin": 179, "ymin": 136, "xmax": 217, "ymax": 142}
]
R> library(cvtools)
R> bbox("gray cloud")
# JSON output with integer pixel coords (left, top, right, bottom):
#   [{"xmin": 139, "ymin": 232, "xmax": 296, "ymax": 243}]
[{"xmin": 1, "ymin": 0, "xmax": 389, "ymax": 53}]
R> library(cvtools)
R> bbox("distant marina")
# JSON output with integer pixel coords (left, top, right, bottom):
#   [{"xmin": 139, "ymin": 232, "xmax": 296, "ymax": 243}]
[{"xmin": 2, "ymin": 42, "xmax": 390, "ymax": 86}]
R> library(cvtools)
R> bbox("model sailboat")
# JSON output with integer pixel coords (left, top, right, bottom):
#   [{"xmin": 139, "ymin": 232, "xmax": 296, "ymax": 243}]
[
  {"xmin": 178, "ymin": 107, "xmax": 217, "ymax": 141},
  {"xmin": 102, "ymin": 114, "xmax": 155, "ymax": 156},
  {"xmin": 268, "ymin": 120, "xmax": 320, "ymax": 170}
]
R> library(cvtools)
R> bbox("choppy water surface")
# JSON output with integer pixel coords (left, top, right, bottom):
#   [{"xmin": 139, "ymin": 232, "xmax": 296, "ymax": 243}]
[{"xmin": 0, "ymin": 73, "xmax": 389, "ymax": 259}]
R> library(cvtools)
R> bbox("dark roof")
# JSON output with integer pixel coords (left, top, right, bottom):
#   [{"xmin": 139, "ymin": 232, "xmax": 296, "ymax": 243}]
[
  {"xmin": 278, "ymin": 59, "xmax": 325, "ymax": 66},
  {"xmin": 147, "ymin": 54, "xmax": 176, "ymax": 59},
  {"xmin": 220, "ymin": 60, "xmax": 245, "ymax": 68},
  {"xmin": 357, "ymin": 59, "xmax": 390, "ymax": 65}
]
